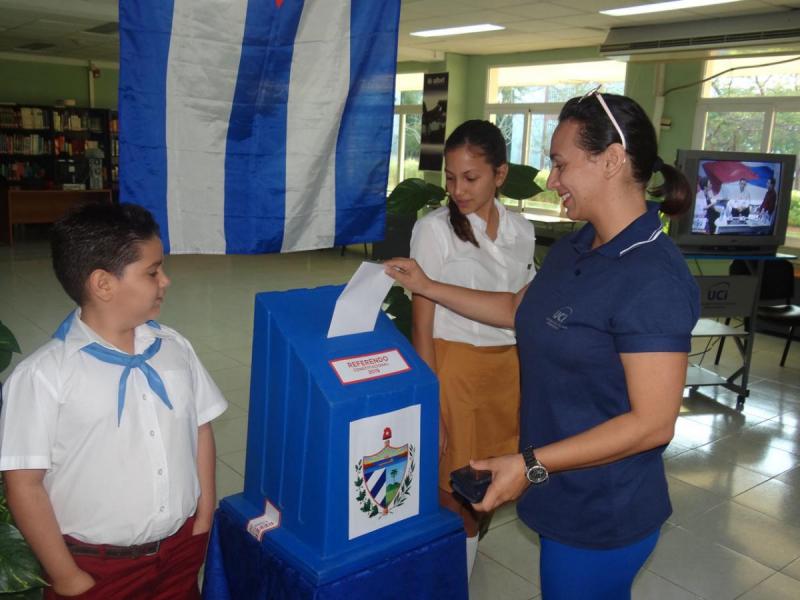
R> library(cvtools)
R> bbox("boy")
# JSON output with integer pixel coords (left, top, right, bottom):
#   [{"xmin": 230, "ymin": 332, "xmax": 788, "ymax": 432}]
[{"xmin": 0, "ymin": 202, "xmax": 227, "ymax": 599}]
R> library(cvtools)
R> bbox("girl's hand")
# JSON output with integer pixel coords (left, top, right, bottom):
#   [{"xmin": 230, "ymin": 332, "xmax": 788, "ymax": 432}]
[{"xmin": 384, "ymin": 258, "xmax": 433, "ymax": 297}]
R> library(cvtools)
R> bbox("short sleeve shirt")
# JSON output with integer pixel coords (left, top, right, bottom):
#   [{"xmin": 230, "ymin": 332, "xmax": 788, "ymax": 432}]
[
  {"xmin": 0, "ymin": 311, "xmax": 228, "ymax": 545},
  {"xmin": 410, "ymin": 200, "xmax": 536, "ymax": 346},
  {"xmin": 514, "ymin": 204, "xmax": 700, "ymax": 549}
]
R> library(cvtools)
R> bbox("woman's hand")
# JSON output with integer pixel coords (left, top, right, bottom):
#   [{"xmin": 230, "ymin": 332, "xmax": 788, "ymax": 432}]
[
  {"xmin": 470, "ymin": 454, "xmax": 529, "ymax": 513},
  {"xmin": 384, "ymin": 258, "xmax": 433, "ymax": 297}
]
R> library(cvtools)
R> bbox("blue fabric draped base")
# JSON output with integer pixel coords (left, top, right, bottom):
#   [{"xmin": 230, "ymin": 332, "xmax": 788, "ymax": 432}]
[{"xmin": 202, "ymin": 505, "xmax": 468, "ymax": 600}]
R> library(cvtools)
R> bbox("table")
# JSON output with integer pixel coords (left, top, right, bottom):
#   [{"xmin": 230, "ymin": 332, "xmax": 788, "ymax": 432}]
[
  {"xmin": 202, "ymin": 501, "xmax": 468, "ymax": 600},
  {"xmin": 0, "ymin": 188, "xmax": 112, "ymax": 244},
  {"xmin": 521, "ymin": 212, "xmax": 582, "ymax": 267}
]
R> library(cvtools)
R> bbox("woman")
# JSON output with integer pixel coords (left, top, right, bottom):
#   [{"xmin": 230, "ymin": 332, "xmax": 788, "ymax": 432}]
[
  {"xmin": 697, "ymin": 176, "xmax": 719, "ymax": 234},
  {"xmin": 410, "ymin": 120, "xmax": 535, "ymax": 579},
  {"xmin": 386, "ymin": 91, "xmax": 699, "ymax": 598}
]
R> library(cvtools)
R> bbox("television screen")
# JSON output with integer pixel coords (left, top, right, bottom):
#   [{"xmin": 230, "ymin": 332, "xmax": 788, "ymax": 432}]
[
  {"xmin": 672, "ymin": 150, "xmax": 796, "ymax": 255},
  {"xmin": 691, "ymin": 159, "xmax": 781, "ymax": 237}
]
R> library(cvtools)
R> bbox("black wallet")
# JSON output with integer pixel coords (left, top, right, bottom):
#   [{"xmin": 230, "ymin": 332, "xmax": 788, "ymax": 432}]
[{"xmin": 450, "ymin": 465, "xmax": 492, "ymax": 504}]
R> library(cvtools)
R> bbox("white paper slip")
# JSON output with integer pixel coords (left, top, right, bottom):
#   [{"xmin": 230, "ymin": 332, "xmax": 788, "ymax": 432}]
[{"xmin": 327, "ymin": 261, "xmax": 394, "ymax": 338}]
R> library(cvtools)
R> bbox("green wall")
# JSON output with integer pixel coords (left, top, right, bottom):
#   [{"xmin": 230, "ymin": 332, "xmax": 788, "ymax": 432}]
[
  {"xmin": 0, "ymin": 58, "xmax": 119, "ymax": 108},
  {"xmin": 659, "ymin": 60, "xmax": 705, "ymax": 164}
]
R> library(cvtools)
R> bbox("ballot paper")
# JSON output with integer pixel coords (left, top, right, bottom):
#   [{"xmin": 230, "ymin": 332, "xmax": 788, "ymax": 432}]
[{"xmin": 327, "ymin": 261, "xmax": 395, "ymax": 338}]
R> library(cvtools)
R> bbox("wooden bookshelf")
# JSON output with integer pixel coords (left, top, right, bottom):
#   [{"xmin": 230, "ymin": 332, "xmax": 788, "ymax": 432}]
[
  {"xmin": 0, "ymin": 188, "xmax": 112, "ymax": 245},
  {"xmin": 0, "ymin": 104, "xmax": 115, "ymax": 191}
]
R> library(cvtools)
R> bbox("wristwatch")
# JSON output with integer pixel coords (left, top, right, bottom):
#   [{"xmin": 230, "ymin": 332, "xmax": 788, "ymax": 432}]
[{"xmin": 522, "ymin": 446, "xmax": 549, "ymax": 485}]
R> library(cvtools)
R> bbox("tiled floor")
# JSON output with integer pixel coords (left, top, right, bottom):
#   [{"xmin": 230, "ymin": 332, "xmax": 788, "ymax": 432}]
[{"xmin": 1, "ymin": 239, "xmax": 799, "ymax": 599}]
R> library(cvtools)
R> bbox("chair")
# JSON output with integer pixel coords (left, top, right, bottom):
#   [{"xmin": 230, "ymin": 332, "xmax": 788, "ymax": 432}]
[
  {"xmin": 753, "ymin": 259, "xmax": 800, "ymax": 367},
  {"xmin": 729, "ymin": 259, "xmax": 800, "ymax": 367}
]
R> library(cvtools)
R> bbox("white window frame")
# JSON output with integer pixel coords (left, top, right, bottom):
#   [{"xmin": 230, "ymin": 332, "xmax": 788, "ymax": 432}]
[
  {"xmin": 485, "ymin": 103, "xmax": 563, "ymax": 213},
  {"xmin": 691, "ymin": 96, "xmax": 800, "ymax": 152}
]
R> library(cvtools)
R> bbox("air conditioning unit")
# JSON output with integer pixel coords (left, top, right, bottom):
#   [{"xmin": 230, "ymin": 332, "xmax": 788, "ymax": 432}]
[{"xmin": 600, "ymin": 10, "xmax": 800, "ymax": 57}]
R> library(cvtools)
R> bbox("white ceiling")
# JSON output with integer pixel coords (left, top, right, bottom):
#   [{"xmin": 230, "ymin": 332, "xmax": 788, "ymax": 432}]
[{"xmin": 1, "ymin": 0, "xmax": 800, "ymax": 64}]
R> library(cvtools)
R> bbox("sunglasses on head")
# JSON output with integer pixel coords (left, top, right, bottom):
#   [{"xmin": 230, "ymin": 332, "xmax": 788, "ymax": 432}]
[{"xmin": 578, "ymin": 85, "xmax": 627, "ymax": 151}]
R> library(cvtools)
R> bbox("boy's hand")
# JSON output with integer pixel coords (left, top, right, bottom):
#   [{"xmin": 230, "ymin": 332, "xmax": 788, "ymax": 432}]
[
  {"xmin": 52, "ymin": 569, "xmax": 95, "ymax": 596},
  {"xmin": 192, "ymin": 513, "xmax": 213, "ymax": 536}
]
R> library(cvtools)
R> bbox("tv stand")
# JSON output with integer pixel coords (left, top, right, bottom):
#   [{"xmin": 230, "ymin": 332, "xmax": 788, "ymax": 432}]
[{"xmin": 683, "ymin": 253, "xmax": 795, "ymax": 409}]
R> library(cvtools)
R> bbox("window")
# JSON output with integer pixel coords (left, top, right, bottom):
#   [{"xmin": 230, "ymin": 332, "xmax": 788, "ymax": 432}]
[
  {"xmin": 486, "ymin": 60, "xmax": 627, "ymax": 212},
  {"xmin": 388, "ymin": 73, "xmax": 423, "ymax": 190},
  {"xmin": 694, "ymin": 55, "xmax": 800, "ymax": 249}
]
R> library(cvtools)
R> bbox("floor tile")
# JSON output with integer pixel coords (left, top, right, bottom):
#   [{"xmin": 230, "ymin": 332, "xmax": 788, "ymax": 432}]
[
  {"xmin": 671, "ymin": 417, "xmax": 721, "ymax": 449},
  {"xmin": 209, "ymin": 365, "xmax": 251, "ymax": 394},
  {"xmin": 215, "ymin": 459, "xmax": 245, "ymax": 500},
  {"xmin": 469, "ymin": 553, "xmax": 538, "ymax": 600},
  {"xmin": 488, "ymin": 500, "xmax": 518, "ymax": 531},
  {"xmin": 735, "ymin": 418, "xmax": 800, "ymax": 456},
  {"xmin": 696, "ymin": 433, "xmax": 799, "ymax": 477},
  {"xmin": 219, "ymin": 450, "xmax": 246, "ymax": 477},
  {"xmin": 197, "ymin": 349, "xmax": 243, "ymax": 372},
  {"xmin": 665, "ymin": 449, "xmax": 771, "ymax": 497},
  {"xmin": 782, "ymin": 556, "xmax": 800, "ymax": 581},
  {"xmin": 666, "ymin": 476, "xmax": 726, "ymax": 526},
  {"xmin": 680, "ymin": 501, "xmax": 800, "ymax": 570},
  {"xmin": 632, "ymin": 569, "xmax": 701, "ymax": 600},
  {"xmin": 776, "ymin": 466, "xmax": 800, "ymax": 487},
  {"xmin": 737, "ymin": 571, "xmax": 800, "ymax": 599},
  {"xmin": 478, "ymin": 518, "xmax": 540, "ymax": 584},
  {"xmin": 218, "ymin": 345, "xmax": 252, "ymax": 366},
  {"xmin": 213, "ymin": 400, "xmax": 247, "ymax": 422},
  {"xmin": 733, "ymin": 478, "xmax": 800, "ymax": 527},
  {"xmin": 212, "ymin": 415, "xmax": 248, "ymax": 456},
  {"xmin": 647, "ymin": 526, "xmax": 775, "ymax": 600},
  {"xmin": 222, "ymin": 387, "xmax": 251, "ymax": 411}
]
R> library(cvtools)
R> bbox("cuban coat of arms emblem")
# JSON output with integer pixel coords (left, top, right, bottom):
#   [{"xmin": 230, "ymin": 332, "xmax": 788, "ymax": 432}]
[{"xmin": 354, "ymin": 427, "xmax": 416, "ymax": 517}]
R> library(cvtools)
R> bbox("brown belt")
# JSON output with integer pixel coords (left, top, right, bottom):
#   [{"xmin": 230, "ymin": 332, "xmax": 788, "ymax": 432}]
[{"xmin": 65, "ymin": 539, "xmax": 161, "ymax": 559}]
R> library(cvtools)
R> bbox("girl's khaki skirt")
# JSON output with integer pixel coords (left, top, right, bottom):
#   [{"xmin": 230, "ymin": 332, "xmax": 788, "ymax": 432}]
[{"xmin": 434, "ymin": 338, "xmax": 520, "ymax": 492}]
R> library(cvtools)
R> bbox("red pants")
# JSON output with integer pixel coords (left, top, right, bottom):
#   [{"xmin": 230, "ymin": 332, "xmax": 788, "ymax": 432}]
[{"xmin": 45, "ymin": 517, "xmax": 209, "ymax": 600}]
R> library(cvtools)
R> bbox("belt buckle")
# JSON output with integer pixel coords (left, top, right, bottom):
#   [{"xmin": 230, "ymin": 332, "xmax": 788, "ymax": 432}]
[{"xmin": 143, "ymin": 540, "xmax": 160, "ymax": 557}]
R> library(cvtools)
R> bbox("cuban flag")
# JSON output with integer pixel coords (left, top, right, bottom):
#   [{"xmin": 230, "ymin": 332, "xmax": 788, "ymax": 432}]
[
  {"xmin": 119, "ymin": 0, "xmax": 400, "ymax": 254},
  {"xmin": 702, "ymin": 160, "xmax": 779, "ymax": 195}
]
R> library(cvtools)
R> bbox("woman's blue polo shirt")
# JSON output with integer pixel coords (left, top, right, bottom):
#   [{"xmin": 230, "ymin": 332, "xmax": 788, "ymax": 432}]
[{"xmin": 515, "ymin": 204, "xmax": 700, "ymax": 549}]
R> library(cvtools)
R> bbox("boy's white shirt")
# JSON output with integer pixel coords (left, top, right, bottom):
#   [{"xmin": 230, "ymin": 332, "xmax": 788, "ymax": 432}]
[{"xmin": 0, "ymin": 309, "xmax": 228, "ymax": 545}]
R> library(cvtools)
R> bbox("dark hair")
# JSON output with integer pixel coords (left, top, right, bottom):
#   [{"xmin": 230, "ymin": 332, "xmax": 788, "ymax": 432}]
[
  {"xmin": 443, "ymin": 119, "xmax": 508, "ymax": 247},
  {"xmin": 558, "ymin": 93, "xmax": 691, "ymax": 216},
  {"xmin": 51, "ymin": 202, "xmax": 161, "ymax": 305}
]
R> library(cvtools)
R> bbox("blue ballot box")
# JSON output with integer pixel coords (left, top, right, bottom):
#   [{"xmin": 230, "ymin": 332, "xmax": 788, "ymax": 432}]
[{"xmin": 219, "ymin": 285, "xmax": 465, "ymax": 590}]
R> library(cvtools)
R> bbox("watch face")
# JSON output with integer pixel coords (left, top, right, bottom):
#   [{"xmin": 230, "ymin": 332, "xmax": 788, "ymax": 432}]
[{"xmin": 526, "ymin": 465, "xmax": 548, "ymax": 485}]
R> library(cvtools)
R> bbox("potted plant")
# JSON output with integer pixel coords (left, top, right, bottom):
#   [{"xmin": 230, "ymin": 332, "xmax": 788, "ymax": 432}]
[{"xmin": 0, "ymin": 322, "xmax": 45, "ymax": 599}]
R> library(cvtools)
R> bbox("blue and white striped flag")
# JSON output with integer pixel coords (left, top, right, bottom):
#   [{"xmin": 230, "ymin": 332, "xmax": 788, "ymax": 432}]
[{"xmin": 119, "ymin": 0, "xmax": 400, "ymax": 254}]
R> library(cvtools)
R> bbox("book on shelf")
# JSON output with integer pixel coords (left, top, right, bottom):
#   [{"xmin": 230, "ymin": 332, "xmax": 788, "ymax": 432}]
[
  {"xmin": 0, "ymin": 107, "xmax": 19, "ymax": 128},
  {"xmin": 20, "ymin": 107, "xmax": 34, "ymax": 129}
]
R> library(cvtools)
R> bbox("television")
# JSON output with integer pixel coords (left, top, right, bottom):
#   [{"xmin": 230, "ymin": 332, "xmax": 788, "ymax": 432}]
[{"xmin": 669, "ymin": 149, "xmax": 796, "ymax": 255}]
